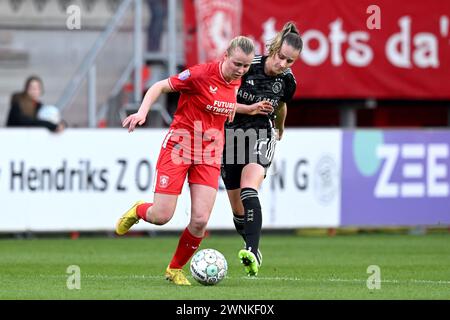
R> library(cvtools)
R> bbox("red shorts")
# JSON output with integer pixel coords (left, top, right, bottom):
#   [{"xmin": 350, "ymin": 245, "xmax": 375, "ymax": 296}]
[{"xmin": 153, "ymin": 143, "xmax": 221, "ymax": 195}]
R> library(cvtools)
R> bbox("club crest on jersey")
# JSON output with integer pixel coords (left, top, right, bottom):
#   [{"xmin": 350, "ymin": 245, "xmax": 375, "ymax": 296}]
[
  {"xmin": 209, "ymin": 85, "xmax": 218, "ymax": 94},
  {"xmin": 159, "ymin": 175, "xmax": 169, "ymax": 188},
  {"xmin": 272, "ymin": 82, "xmax": 282, "ymax": 94},
  {"xmin": 178, "ymin": 69, "xmax": 191, "ymax": 81}
]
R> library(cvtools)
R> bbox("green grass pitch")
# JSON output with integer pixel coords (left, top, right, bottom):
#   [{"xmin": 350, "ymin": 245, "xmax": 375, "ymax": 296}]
[{"xmin": 0, "ymin": 234, "xmax": 449, "ymax": 299}]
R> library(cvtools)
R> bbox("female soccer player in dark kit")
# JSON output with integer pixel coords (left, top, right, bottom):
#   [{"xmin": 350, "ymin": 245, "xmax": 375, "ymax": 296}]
[{"xmin": 221, "ymin": 22, "xmax": 303, "ymax": 276}]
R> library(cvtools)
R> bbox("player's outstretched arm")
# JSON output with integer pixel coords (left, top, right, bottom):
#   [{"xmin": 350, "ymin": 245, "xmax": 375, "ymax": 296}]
[
  {"xmin": 235, "ymin": 101, "xmax": 273, "ymax": 116},
  {"xmin": 122, "ymin": 79, "xmax": 174, "ymax": 132}
]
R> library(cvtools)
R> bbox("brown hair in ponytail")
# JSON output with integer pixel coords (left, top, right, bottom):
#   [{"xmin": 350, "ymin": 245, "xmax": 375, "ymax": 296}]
[{"xmin": 267, "ymin": 21, "xmax": 303, "ymax": 57}]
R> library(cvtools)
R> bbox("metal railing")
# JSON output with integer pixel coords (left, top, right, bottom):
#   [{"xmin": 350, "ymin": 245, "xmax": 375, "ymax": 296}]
[
  {"xmin": 56, "ymin": 0, "xmax": 177, "ymax": 128},
  {"xmin": 56, "ymin": 0, "xmax": 134, "ymax": 127}
]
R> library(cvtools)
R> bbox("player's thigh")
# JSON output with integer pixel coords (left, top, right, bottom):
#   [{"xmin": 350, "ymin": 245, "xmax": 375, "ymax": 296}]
[
  {"xmin": 189, "ymin": 184, "xmax": 217, "ymax": 223},
  {"xmin": 241, "ymin": 163, "xmax": 265, "ymax": 190},
  {"xmin": 152, "ymin": 192, "xmax": 179, "ymax": 222}
]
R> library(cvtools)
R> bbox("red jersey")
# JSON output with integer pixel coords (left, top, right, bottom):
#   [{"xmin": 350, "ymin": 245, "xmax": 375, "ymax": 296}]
[{"xmin": 167, "ymin": 61, "xmax": 241, "ymax": 165}]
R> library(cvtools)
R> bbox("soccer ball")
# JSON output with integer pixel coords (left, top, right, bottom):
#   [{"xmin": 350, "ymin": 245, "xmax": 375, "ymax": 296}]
[{"xmin": 190, "ymin": 248, "xmax": 228, "ymax": 285}]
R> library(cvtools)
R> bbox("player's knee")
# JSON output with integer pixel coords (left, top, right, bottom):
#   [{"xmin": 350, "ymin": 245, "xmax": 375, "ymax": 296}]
[
  {"xmin": 151, "ymin": 216, "xmax": 171, "ymax": 225},
  {"xmin": 150, "ymin": 207, "xmax": 173, "ymax": 225},
  {"xmin": 190, "ymin": 215, "xmax": 209, "ymax": 233}
]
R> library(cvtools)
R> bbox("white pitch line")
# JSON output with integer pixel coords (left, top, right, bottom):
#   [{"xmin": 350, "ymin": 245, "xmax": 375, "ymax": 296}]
[
  {"xmin": 242, "ymin": 276, "xmax": 450, "ymax": 285},
  {"xmin": 36, "ymin": 274, "xmax": 450, "ymax": 285}
]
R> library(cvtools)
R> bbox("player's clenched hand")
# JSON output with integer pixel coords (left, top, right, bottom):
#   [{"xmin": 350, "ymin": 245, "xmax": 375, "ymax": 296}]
[
  {"xmin": 122, "ymin": 112, "xmax": 146, "ymax": 132},
  {"xmin": 248, "ymin": 101, "xmax": 274, "ymax": 115}
]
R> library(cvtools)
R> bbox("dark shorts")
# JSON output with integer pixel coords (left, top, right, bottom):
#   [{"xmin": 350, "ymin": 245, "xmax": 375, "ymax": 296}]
[{"xmin": 221, "ymin": 127, "xmax": 277, "ymax": 190}]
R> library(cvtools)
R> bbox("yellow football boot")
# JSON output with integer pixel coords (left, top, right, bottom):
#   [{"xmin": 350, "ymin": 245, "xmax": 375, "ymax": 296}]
[
  {"xmin": 165, "ymin": 267, "xmax": 191, "ymax": 286},
  {"xmin": 115, "ymin": 201, "xmax": 145, "ymax": 235}
]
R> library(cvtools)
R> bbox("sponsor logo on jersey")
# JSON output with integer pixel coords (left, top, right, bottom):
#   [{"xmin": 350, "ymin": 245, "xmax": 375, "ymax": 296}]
[
  {"xmin": 205, "ymin": 100, "xmax": 235, "ymax": 115},
  {"xmin": 178, "ymin": 69, "xmax": 191, "ymax": 80},
  {"xmin": 209, "ymin": 85, "xmax": 218, "ymax": 94},
  {"xmin": 246, "ymin": 79, "xmax": 254, "ymax": 86}
]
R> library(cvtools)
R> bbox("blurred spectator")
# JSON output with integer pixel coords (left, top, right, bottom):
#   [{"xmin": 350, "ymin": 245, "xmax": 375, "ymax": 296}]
[
  {"xmin": 146, "ymin": 0, "xmax": 167, "ymax": 52},
  {"xmin": 6, "ymin": 75, "xmax": 65, "ymax": 132}
]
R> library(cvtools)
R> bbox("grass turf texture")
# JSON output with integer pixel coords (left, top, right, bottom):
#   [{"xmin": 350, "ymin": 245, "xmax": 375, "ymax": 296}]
[{"xmin": 0, "ymin": 234, "xmax": 449, "ymax": 299}]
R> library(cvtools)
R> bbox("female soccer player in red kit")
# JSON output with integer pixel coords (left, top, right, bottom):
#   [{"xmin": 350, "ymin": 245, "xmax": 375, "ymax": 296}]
[{"xmin": 116, "ymin": 36, "xmax": 255, "ymax": 285}]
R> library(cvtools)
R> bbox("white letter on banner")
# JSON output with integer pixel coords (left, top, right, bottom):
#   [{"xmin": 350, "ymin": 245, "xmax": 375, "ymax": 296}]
[
  {"xmin": 386, "ymin": 16, "xmax": 412, "ymax": 68},
  {"xmin": 413, "ymin": 33, "xmax": 439, "ymax": 68},
  {"xmin": 301, "ymin": 30, "xmax": 329, "ymax": 66},
  {"xmin": 347, "ymin": 32, "xmax": 373, "ymax": 67},
  {"xmin": 427, "ymin": 144, "xmax": 449, "ymax": 197},
  {"xmin": 329, "ymin": 19, "xmax": 346, "ymax": 66},
  {"xmin": 375, "ymin": 145, "xmax": 399, "ymax": 198},
  {"xmin": 401, "ymin": 144, "xmax": 425, "ymax": 197}
]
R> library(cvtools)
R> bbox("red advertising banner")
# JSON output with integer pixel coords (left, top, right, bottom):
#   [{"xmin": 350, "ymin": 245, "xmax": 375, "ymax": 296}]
[{"xmin": 184, "ymin": 0, "xmax": 450, "ymax": 99}]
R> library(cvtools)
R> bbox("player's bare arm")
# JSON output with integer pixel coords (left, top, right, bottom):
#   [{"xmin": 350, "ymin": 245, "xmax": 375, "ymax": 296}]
[
  {"xmin": 274, "ymin": 102, "xmax": 287, "ymax": 140},
  {"xmin": 122, "ymin": 79, "xmax": 175, "ymax": 132},
  {"xmin": 235, "ymin": 101, "xmax": 273, "ymax": 116}
]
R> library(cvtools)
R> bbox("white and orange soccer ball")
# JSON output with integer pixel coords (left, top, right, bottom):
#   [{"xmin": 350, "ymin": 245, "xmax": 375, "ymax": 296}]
[{"xmin": 190, "ymin": 248, "xmax": 228, "ymax": 286}]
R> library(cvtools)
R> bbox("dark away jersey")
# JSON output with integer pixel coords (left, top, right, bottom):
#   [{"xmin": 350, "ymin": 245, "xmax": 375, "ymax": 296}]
[{"xmin": 226, "ymin": 55, "xmax": 297, "ymax": 131}]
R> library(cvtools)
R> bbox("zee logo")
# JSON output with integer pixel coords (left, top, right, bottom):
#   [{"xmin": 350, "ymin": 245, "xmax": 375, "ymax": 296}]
[{"xmin": 375, "ymin": 143, "xmax": 449, "ymax": 198}]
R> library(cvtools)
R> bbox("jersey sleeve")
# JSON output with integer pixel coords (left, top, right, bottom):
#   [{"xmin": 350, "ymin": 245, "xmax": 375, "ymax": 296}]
[
  {"xmin": 282, "ymin": 73, "xmax": 297, "ymax": 103},
  {"xmin": 168, "ymin": 64, "xmax": 203, "ymax": 93}
]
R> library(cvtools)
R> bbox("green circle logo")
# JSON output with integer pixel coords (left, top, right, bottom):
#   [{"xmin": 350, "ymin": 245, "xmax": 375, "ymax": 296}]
[{"xmin": 353, "ymin": 131, "xmax": 384, "ymax": 177}]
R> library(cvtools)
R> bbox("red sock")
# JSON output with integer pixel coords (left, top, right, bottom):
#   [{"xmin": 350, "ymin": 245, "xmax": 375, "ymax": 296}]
[
  {"xmin": 169, "ymin": 227, "xmax": 203, "ymax": 269},
  {"xmin": 136, "ymin": 203, "xmax": 152, "ymax": 221}
]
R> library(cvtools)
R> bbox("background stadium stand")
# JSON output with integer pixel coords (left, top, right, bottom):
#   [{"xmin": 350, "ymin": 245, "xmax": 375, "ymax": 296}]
[
  {"xmin": 0, "ymin": 0, "xmax": 119, "ymax": 127},
  {"xmin": 1, "ymin": 0, "xmax": 449, "ymax": 129}
]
